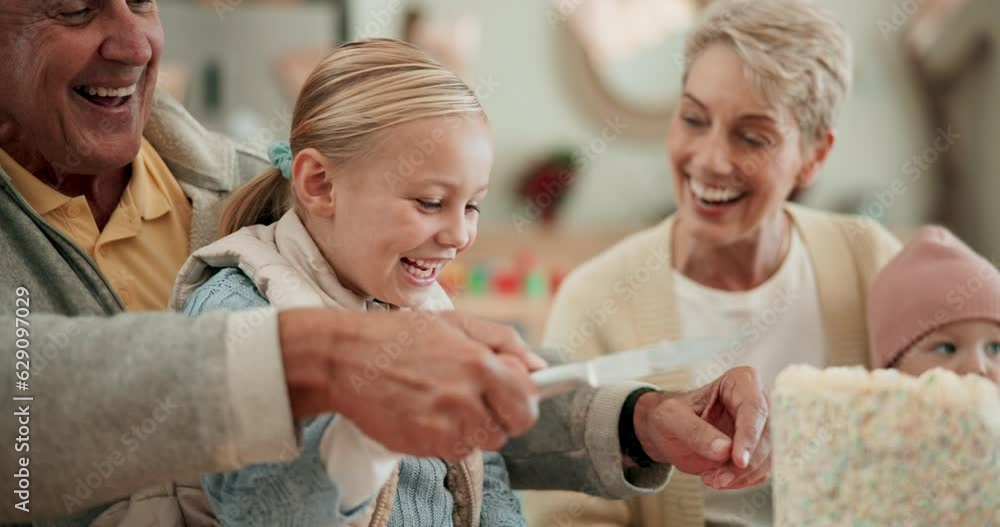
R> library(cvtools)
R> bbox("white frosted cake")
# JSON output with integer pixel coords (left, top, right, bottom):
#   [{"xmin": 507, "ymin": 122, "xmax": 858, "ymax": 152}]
[{"xmin": 772, "ymin": 366, "xmax": 1000, "ymax": 526}]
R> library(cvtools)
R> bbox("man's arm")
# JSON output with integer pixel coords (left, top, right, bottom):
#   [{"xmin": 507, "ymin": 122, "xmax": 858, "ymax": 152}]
[
  {"xmin": 1, "ymin": 305, "xmax": 550, "ymax": 522},
  {"xmin": 0, "ymin": 310, "xmax": 295, "ymax": 521}
]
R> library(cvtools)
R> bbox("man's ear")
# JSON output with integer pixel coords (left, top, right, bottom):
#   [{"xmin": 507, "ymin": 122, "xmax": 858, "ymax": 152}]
[
  {"xmin": 292, "ymin": 148, "xmax": 336, "ymax": 218},
  {"xmin": 797, "ymin": 130, "xmax": 835, "ymax": 189}
]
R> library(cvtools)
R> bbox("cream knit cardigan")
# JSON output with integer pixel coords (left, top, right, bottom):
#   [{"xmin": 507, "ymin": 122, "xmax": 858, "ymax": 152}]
[{"xmin": 521, "ymin": 204, "xmax": 902, "ymax": 527}]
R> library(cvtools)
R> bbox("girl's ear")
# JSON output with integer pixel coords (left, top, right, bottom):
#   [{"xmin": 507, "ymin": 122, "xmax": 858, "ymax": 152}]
[{"xmin": 292, "ymin": 148, "xmax": 336, "ymax": 218}]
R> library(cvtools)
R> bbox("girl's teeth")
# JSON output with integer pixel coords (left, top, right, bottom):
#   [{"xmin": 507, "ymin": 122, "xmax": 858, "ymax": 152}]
[
  {"xmin": 411, "ymin": 258, "xmax": 443, "ymax": 270},
  {"xmin": 403, "ymin": 261, "xmax": 435, "ymax": 279}
]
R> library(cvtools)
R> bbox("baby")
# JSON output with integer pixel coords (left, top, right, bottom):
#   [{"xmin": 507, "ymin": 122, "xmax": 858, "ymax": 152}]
[{"xmin": 868, "ymin": 225, "xmax": 1000, "ymax": 385}]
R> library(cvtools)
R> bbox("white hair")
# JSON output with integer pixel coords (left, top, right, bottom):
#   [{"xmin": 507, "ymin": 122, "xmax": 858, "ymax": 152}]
[{"xmin": 684, "ymin": 0, "xmax": 853, "ymax": 141}]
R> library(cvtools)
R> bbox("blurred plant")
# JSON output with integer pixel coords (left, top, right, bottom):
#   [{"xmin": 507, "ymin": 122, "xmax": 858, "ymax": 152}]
[{"xmin": 517, "ymin": 149, "xmax": 578, "ymax": 226}]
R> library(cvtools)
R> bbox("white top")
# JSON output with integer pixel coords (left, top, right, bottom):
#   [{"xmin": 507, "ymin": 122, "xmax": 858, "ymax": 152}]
[{"xmin": 673, "ymin": 227, "xmax": 828, "ymax": 526}]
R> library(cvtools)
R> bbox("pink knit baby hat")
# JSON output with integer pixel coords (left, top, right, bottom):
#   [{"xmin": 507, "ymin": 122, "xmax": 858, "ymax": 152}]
[{"xmin": 868, "ymin": 225, "xmax": 1000, "ymax": 368}]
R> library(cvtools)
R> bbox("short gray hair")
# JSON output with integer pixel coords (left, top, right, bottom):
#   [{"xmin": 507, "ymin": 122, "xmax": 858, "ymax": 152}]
[{"xmin": 684, "ymin": 0, "xmax": 853, "ymax": 141}]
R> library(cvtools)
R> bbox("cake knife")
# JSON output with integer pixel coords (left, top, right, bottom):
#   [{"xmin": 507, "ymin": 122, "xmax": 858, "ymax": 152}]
[{"xmin": 531, "ymin": 336, "xmax": 732, "ymax": 399}]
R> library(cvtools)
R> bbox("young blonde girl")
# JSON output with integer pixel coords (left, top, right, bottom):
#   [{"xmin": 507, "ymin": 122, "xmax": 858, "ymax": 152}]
[
  {"xmin": 868, "ymin": 225, "xmax": 1000, "ymax": 385},
  {"xmin": 169, "ymin": 39, "xmax": 524, "ymax": 527}
]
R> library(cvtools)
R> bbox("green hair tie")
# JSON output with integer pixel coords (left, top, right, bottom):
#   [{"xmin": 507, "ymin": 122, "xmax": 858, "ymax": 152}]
[{"xmin": 268, "ymin": 141, "xmax": 293, "ymax": 180}]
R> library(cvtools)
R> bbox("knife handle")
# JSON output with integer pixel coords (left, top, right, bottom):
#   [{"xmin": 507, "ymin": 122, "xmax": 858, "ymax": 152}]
[{"xmin": 531, "ymin": 363, "xmax": 594, "ymax": 399}]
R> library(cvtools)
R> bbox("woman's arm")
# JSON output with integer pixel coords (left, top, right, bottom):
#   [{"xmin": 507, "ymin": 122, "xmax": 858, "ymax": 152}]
[{"xmin": 504, "ymin": 263, "xmax": 671, "ymax": 502}]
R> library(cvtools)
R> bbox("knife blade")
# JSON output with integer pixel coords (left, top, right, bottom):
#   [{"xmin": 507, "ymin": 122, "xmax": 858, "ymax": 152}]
[{"xmin": 531, "ymin": 335, "xmax": 732, "ymax": 399}]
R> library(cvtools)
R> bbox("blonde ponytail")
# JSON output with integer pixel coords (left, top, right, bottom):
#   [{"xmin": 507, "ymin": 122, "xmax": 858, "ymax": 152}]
[
  {"xmin": 218, "ymin": 167, "xmax": 292, "ymax": 236},
  {"xmin": 219, "ymin": 38, "xmax": 485, "ymax": 237}
]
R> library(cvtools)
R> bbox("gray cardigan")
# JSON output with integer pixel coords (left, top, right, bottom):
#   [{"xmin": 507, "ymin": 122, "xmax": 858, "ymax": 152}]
[{"xmin": 0, "ymin": 92, "xmax": 670, "ymax": 524}]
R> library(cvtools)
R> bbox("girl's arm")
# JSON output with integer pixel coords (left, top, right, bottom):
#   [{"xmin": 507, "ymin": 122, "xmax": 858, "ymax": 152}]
[
  {"xmin": 202, "ymin": 415, "xmax": 370, "ymax": 527},
  {"xmin": 184, "ymin": 268, "xmax": 387, "ymax": 527},
  {"xmin": 479, "ymin": 451, "xmax": 527, "ymax": 527}
]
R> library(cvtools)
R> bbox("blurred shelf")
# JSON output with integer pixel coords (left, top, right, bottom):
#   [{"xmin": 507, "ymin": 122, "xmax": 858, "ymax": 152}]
[
  {"xmin": 448, "ymin": 225, "xmax": 638, "ymax": 346},
  {"xmin": 452, "ymin": 295, "xmax": 553, "ymax": 346}
]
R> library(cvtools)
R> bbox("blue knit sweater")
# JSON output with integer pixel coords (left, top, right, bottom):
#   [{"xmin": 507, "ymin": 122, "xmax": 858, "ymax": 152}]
[{"xmin": 184, "ymin": 267, "xmax": 526, "ymax": 527}]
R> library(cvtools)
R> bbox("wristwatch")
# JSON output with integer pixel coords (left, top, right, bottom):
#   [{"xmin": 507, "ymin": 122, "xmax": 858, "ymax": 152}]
[{"xmin": 618, "ymin": 386, "xmax": 661, "ymax": 467}]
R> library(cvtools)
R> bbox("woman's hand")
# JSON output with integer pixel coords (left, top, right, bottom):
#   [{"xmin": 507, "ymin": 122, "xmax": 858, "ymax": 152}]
[{"xmin": 632, "ymin": 366, "xmax": 771, "ymax": 489}]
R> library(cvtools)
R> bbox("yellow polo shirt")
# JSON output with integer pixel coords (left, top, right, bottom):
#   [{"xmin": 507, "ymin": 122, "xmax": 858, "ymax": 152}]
[{"xmin": 0, "ymin": 139, "xmax": 192, "ymax": 311}]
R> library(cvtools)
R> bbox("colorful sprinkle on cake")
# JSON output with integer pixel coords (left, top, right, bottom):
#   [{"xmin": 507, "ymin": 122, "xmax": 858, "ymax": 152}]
[{"xmin": 772, "ymin": 366, "xmax": 1000, "ymax": 526}]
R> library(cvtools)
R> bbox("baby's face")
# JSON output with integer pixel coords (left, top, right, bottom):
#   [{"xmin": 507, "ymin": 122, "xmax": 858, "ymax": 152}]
[
  {"xmin": 316, "ymin": 115, "xmax": 493, "ymax": 308},
  {"xmin": 896, "ymin": 320, "xmax": 1000, "ymax": 385}
]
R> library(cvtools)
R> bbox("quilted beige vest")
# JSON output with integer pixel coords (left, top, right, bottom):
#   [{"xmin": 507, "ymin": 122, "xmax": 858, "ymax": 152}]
[{"xmin": 172, "ymin": 210, "xmax": 487, "ymax": 527}]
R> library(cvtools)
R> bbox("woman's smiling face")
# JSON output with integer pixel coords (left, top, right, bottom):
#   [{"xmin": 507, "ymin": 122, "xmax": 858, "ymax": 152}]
[{"xmin": 667, "ymin": 43, "xmax": 830, "ymax": 246}]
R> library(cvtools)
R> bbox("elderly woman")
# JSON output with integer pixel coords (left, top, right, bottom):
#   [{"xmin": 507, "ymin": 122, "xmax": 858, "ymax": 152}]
[{"xmin": 521, "ymin": 1, "xmax": 901, "ymax": 526}]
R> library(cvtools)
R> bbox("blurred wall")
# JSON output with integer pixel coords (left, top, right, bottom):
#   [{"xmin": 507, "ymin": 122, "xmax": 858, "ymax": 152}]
[
  {"xmin": 923, "ymin": 0, "xmax": 1000, "ymax": 258},
  {"xmin": 348, "ymin": 0, "xmax": 937, "ymax": 230},
  {"xmin": 159, "ymin": 1, "xmax": 972, "ymax": 232},
  {"xmin": 159, "ymin": 3, "xmax": 336, "ymax": 146}
]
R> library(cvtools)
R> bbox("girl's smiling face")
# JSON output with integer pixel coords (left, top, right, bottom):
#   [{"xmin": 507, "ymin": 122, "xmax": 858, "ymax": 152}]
[
  {"xmin": 297, "ymin": 115, "xmax": 492, "ymax": 308},
  {"xmin": 896, "ymin": 320, "xmax": 1000, "ymax": 385}
]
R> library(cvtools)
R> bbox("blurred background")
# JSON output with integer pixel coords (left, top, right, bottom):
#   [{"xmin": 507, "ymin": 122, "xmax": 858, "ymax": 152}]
[{"xmin": 157, "ymin": 0, "xmax": 998, "ymax": 344}]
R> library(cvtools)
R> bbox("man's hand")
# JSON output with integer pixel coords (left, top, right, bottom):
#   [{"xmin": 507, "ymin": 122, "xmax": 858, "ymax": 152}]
[
  {"xmin": 278, "ymin": 309, "xmax": 547, "ymax": 461},
  {"xmin": 632, "ymin": 366, "xmax": 770, "ymax": 489}
]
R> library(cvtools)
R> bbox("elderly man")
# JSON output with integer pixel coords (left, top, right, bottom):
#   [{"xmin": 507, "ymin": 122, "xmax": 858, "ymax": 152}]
[{"xmin": 0, "ymin": 1, "xmax": 769, "ymax": 525}]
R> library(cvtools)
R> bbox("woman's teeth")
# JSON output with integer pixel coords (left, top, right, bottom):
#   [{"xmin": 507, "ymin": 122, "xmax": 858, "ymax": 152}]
[
  {"xmin": 690, "ymin": 178, "xmax": 747, "ymax": 204},
  {"xmin": 76, "ymin": 84, "xmax": 137, "ymax": 98},
  {"xmin": 401, "ymin": 258, "xmax": 444, "ymax": 279}
]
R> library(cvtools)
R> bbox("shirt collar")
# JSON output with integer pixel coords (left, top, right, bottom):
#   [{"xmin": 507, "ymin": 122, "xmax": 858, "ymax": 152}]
[
  {"xmin": 0, "ymin": 147, "xmax": 72, "ymax": 216},
  {"xmin": 131, "ymin": 138, "xmax": 172, "ymax": 221},
  {"xmin": 0, "ymin": 138, "xmax": 173, "ymax": 222}
]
